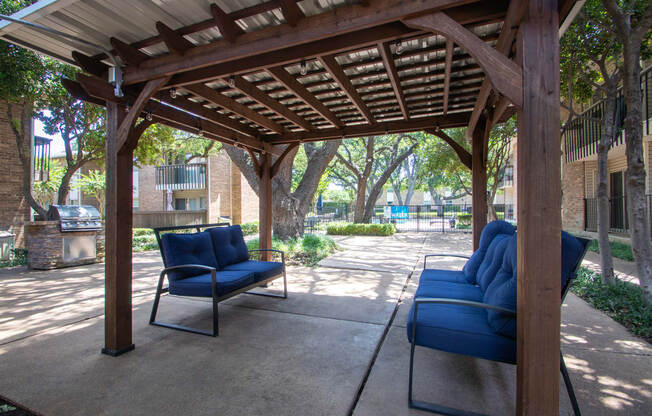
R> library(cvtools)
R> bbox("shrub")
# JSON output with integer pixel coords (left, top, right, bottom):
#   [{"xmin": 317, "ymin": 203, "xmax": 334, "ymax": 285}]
[
  {"xmin": 571, "ymin": 267, "xmax": 651, "ymax": 343},
  {"xmin": 456, "ymin": 213, "xmax": 472, "ymax": 226},
  {"xmin": 326, "ymin": 222, "xmax": 396, "ymax": 236},
  {"xmin": 240, "ymin": 221, "xmax": 259, "ymax": 235},
  {"xmin": 132, "ymin": 228, "xmax": 158, "ymax": 252},
  {"xmin": 247, "ymin": 234, "xmax": 338, "ymax": 266},
  {"xmin": 0, "ymin": 248, "xmax": 28, "ymax": 268}
]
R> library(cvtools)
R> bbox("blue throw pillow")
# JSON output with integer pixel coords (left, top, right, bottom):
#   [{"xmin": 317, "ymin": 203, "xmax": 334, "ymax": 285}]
[
  {"xmin": 483, "ymin": 234, "xmax": 518, "ymax": 338},
  {"xmin": 207, "ymin": 225, "xmax": 250, "ymax": 268},
  {"xmin": 160, "ymin": 231, "xmax": 219, "ymax": 281},
  {"xmin": 475, "ymin": 235, "xmax": 511, "ymax": 293},
  {"xmin": 462, "ymin": 220, "xmax": 515, "ymax": 283}
]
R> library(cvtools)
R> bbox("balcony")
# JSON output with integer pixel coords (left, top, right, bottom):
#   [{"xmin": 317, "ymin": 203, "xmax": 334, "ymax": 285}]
[
  {"xmin": 562, "ymin": 65, "xmax": 652, "ymax": 163},
  {"xmin": 155, "ymin": 163, "xmax": 206, "ymax": 191},
  {"xmin": 33, "ymin": 135, "xmax": 51, "ymax": 182}
]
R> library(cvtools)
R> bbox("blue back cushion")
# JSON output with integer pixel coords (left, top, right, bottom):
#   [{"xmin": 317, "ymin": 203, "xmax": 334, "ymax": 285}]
[
  {"xmin": 483, "ymin": 231, "xmax": 588, "ymax": 338},
  {"xmin": 207, "ymin": 225, "xmax": 250, "ymax": 268},
  {"xmin": 476, "ymin": 235, "xmax": 511, "ymax": 292},
  {"xmin": 160, "ymin": 231, "xmax": 218, "ymax": 281},
  {"xmin": 462, "ymin": 220, "xmax": 515, "ymax": 283}
]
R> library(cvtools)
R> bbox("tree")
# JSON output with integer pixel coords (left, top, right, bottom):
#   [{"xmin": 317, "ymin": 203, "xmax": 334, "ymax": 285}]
[
  {"xmin": 32, "ymin": 160, "xmax": 65, "ymax": 209},
  {"xmin": 389, "ymin": 152, "xmax": 421, "ymax": 205},
  {"xmin": 224, "ymin": 140, "xmax": 341, "ymax": 239},
  {"xmin": 486, "ymin": 118, "xmax": 515, "ymax": 221},
  {"xmin": 78, "ymin": 170, "xmax": 106, "ymax": 217},
  {"xmin": 329, "ymin": 134, "xmax": 417, "ymax": 223},
  {"xmin": 0, "ymin": 0, "xmax": 47, "ymax": 217},
  {"xmin": 602, "ymin": 0, "xmax": 652, "ymax": 302},
  {"xmin": 38, "ymin": 62, "xmax": 106, "ymax": 205},
  {"xmin": 560, "ymin": 0, "xmax": 623, "ymax": 285}
]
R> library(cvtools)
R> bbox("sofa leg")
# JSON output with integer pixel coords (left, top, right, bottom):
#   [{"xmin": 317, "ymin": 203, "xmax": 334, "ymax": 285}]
[
  {"xmin": 212, "ymin": 297, "xmax": 219, "ymax": 337},
  {"xmin": 408, "ymin": 342, "xmax": 488, "ymax": 416},
  {"xmin": 561, "ymin": 353, "xmax": 581, "ymax": 416}
]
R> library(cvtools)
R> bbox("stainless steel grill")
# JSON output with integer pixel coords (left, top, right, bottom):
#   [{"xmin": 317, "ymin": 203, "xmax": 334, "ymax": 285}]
[{"xmin": 47, "ymin": 205, "xmax": 103, "ymax": 232}]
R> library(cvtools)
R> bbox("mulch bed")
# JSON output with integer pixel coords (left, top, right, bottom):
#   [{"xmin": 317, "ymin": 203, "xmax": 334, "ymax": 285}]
[{"xmin": 0, "ymin": 397, "xmax": 38, "ymax": 416}]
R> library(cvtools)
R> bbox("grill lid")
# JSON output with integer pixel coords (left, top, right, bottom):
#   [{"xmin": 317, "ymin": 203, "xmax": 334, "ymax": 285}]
[{"xmin": 47, "ymin": 205, "xmax": 103, "ymax": 232}]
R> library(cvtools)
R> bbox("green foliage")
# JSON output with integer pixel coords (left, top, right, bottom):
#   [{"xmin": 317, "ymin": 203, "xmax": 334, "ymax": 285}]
[
  {"xmin": 0, "ymin": 248, "xmax": 28, "ymax": 268},
  {"xmin": 246, "ymin": 234, "xmax": 338, "ymax": 266},
  {"xmin": 240, "ymin": 221, "xmax": 259, "ymax": 236},
  {"xmin": 326, "ymin": 222, "xmax": 396, "ymax": 236},
  {"xmin": 33, "ymin": 160, "xmax": 65, "ymax": 208},
  {"xmin": 456, "ymin": 213, "xmax": 472, "ymax": 227},
  {"xmin": 79, "ymin": 170, "xmax": 106, "ymax": 216},
  {"xmin": 571, "ymin": 267, "xmax": 651, "ymax": 342},
  {"xmin": 588, "ymin": 239, "xmax": 634, "ymax": 262},
  {"xmin": 132, "ymin": 229, "xmax": 159, "ymax": 252},
  {"xmin": 135, "ymin": 125, "xmax": 221, "ymax": 167}
]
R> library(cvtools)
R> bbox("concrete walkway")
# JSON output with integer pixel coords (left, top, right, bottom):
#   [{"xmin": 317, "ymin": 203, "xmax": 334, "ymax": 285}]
[{"xmin": 0, "ymin": 233, "xmax": 650, "ymax": 415}]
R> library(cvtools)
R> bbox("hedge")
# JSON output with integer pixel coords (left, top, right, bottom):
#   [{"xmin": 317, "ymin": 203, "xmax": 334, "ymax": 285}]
[{"xmin": 326, "ymin": 222, "xmax": 396, "ymax": 236}]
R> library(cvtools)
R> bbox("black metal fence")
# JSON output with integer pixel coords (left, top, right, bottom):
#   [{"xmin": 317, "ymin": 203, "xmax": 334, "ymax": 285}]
[
  {"xmin": 584, "ymin": 195, "xmax": 652, "ymax": 237},
  {"xmin": 305, "ymin": 203, "xmax": 515, "ymax": 233}
]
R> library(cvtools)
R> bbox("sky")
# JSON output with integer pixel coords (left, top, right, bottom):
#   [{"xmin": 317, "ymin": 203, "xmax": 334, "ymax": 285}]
[{"xmin": 34, "ymin": 116, "xmax": 66, "ymax": 157}]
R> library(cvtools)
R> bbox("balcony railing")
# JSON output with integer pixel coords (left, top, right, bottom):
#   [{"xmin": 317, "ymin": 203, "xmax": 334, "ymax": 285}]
[
  {"xmin": 584, "ymin": 195, "xmax": 652, "ymax": 237},
  {"xmin": 562, "ymin": 65, "xmax": 652, "ymax": 163},
  {"xmin": 155, "ymin": 163, "xmax": 206, "ymax": 190}
]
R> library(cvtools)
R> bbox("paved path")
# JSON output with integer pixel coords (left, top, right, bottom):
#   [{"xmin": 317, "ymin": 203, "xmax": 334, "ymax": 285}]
[{"xmin": 0, "ymin": 233, "xmax": 650, "ymax": 415}]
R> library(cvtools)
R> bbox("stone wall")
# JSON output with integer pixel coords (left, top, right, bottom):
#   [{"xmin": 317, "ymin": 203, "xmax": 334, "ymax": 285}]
[
  {"xmin": 561, "ymin": 159, "xmax": 585, "ymax": 231},
  {"xmin": 25, "ymin": 221, "xmax": 103, "ymax": 269},
  {"xmin": 207, "ymin": 152, "xmax": 234, "ymax": 222},
  {"xmin": 0, "ymin": 100, "xmax": 32, "ymax": 247}
]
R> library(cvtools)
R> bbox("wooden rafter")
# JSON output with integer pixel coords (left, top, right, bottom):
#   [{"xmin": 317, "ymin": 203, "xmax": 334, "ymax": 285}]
[
  {"xmin": 156, "ymin": 21, "xmax": 195, "ymax": 55},
  {"xmin": 267, "ymin": 66, "xmax": 342, "ymax": 128},
  {"xmin": 403, "ymin": 12, "xmax": 522, "ymax": 108},
  {"xmin": 122, "ymin": 0, "xmax": 476, "ymax": 85},
  {"xmin": 279, "ymin": 0, "xmax": 304, "ymax": 27},
  {"xmin": 110, "ymin": 37, "xmax": 148, "ymax": 66},
  {"xmin": 210, "ymin": 3, "xmax": 244, "ymax": 43},
  {"xmin": 271, "ymin": 143, "xmax": 300, "ymax": 177},
  {"xmin": 228, "ymin": 75, "xmax": 312, "ymax": 131},
  {"xmin": 442, "ymin": 39, "xmax": 454, "ymax": 115},
  {"xmin": 72, "ymin": 51, "xmax": 108, "ymax": 78},
  {"xmin": 377, "ymin": 41, "xmax": 408, "ymax": 120},
  {"xmin": 318, "ymin": 55, "xmax": 374, "ymax": 124},
  {"xmin": 185, "ymin": 84, "xmax": 285, "ymax": 134},
  {"xmin": 246, "ymin": 147, "xmax": 263, "ymax": 177}
]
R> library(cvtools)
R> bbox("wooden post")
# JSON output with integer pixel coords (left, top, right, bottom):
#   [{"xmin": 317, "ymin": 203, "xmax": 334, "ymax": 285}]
[
  {"xmin": 102, "ymin": 102, "xmax": 135, "ymax": 356},
  {"xmin": 259, "ymin": 152, "xmax": 273, "ymax": 261},
  {"xmin": 516, "ymin": 1, "xmax": 561, "ymax": 414},
  {"xmin": 471, "ymin": 115, "xmax": 488, "ymax": 250}
]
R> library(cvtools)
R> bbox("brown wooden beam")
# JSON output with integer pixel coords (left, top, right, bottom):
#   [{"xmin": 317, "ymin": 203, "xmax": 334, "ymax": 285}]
[
  {"xmin": 156, "ymin": 21, "xmax": 195, "ymax": 55},
  {"xmin": 279, "ymin": 0, "xmax": 304, "ymax": 27},
  {"xmin": 229, "ymin": 75, "xmax": 312, "ymax": 131},
  {"xmin": 259, "ymin": 152, "xmax": 273, "ymax": 262},
  {"xmin": 246, "ymin": 148, "xmax": 263, "ymax": 177},
  {"xmin": 72, "ymin": 51, "xmax": 108, "ymax": 78},
  {"xmin": 185, "ymin": 84, "xmax": 285, "ymax": 134},
  {"xmin": 516, "ymin": 1, "xmax": 561, "ymax": 414},
  {"xmin": 377, "ymin": 41, "xmax": 409, "ymax": 120},
  {"xmin": 425, "ymin": 127, "xmax": 472, "ymax": 170},
  {"xmin": 471, "ymin": 115, "xmax": 488, "ymax": 250},
  {"xmin": 123, "ymin": 0, "xmax": 477, "ymax": 84},
  {"xmin": 318, "ymin": 55, "xmax": 375, "ymax": 124},
  {"xmin": 210, "ymin": 3, "xmax": 245, "ymax": 43},
  {"xmin": 403, "ymin": 12, "xmax": 522, "ymax": 108},
  {"xmin": 267, "ymin": 66, "xmax": 343, "ymax": 127},
  {"xmin": 110, "ymin": 37, "xmax": 149, "ymax": 66},
  {"xmin": 271, "ymin": 143, "xmax": 300, "ymax": 177},
  {"xmin": 442, "ymin": 39, "xmax": 454, "ymax": 115}
]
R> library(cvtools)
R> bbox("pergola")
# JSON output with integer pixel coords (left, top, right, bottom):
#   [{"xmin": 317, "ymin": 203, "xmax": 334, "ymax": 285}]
[{"xmin": 2, "ymin": 0, "xmax": 580, "ymax": 413}]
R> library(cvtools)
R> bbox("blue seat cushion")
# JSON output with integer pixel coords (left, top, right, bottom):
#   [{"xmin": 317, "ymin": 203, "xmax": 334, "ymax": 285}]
[
  {"xmin": 475, "ymin": 235, "xmax": 512, "ymax": 292},
  {"xmin": 160, "ymin": 231, "xmax": 218, "ymax": 281},
  {"xmin": 223, "ymin": 260, "xmax": 283, "ymax": 281},
  {"xmin": 415, "ymin": 280, "xmax": 483, "ymax": 302},
  {"xmin": 207, "ymin": 225, "xmax": 250, "ymax": 268},
  {"xmin": 462, "ymin": 220, "xmax": 515, "ymax": 284},
  {"xmin": 419, "ymin": 269, "xmax": 468, "ymax": 284},
  {"xmin": 407, "ymin": 302, "xmax": 516, "ymax": 364},
  {"xmin": 169, "ymin": 270, "xmax": 255, "ymax": 297}
]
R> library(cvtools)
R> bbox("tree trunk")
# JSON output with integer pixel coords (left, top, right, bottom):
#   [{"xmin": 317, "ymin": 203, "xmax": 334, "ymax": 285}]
[
  {"xmin": 597, "ymin": 90, "xmax": 617, "ymax": 285},
  {"xmin": 57, "ymin": 167, "xmax": 76, "ymax": 205},
  {"xmin": 622, "ymin": 50, "xmax": 652, "ymax": 301},
  {"xmin": 487, "ymin": 202, "xmax": 498, "ymax": 221},
  {"xmin": 353, "ymin": 177, "xmax": 368, "ymax": 223},
  {"xmin": 7, "ymin": 103, "xmax": 47, "ymax": 218}
]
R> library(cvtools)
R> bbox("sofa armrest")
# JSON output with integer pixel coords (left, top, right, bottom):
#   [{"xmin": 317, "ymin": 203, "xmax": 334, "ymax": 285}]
[
  {"xmin": 248, "ymin": 249, "xmax": 285, "ymax": 265},
  {"xmin": 159, "ymin": 264, "xmax": 218, "ymax": 298},
  {"xmin": 413, "ymin": 297, "xmax": 516, "ymax": 316},
  {"xmin": 424, "ymin": 253, "xmax": 471, "ymax": 269}
]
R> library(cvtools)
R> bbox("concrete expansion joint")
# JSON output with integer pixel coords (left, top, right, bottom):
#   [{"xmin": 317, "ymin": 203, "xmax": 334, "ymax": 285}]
[{"xmin": 563, "ymin": 346, "xmax": 652, "ymax": 357}]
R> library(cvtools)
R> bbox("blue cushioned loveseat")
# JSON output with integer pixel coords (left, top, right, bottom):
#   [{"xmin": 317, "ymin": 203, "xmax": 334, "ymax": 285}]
[
  {"xmin": 150, "ymin": 223, "xmax": 287, "ymax": 337},
  {"xmin": 407, "ymin": 220, "xmax": 590, "ymax": 416}
]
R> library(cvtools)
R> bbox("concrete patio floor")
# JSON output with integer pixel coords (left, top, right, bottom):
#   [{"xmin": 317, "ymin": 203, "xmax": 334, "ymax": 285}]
[{"xmin": 0, "ymin": 233, "xmax": 650, "ymax": 415}]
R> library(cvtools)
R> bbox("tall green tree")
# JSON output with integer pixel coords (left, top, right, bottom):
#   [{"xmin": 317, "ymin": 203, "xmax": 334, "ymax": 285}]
[{"xmin": 602, "ymin": 0, "xmax": 652, "ymax": 302}]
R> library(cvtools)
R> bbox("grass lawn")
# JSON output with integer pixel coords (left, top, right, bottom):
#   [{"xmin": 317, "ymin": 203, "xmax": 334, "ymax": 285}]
[
  {"xmin": 247, "ymin": 234, "xmax": 338, "ymax": 267},
  {"xmin": 587, "ymin": 239, "xmax": 634, "ymax": 262}
]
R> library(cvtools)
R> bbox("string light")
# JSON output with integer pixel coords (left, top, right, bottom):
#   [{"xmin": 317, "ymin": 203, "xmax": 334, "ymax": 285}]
[
  {"xmin": 145, "ymin": 111, "xmax": 153, "ymax": 121},
  {"xmin": 169, "ymin": 88, "xmax": 177, "ymax": 99},
  {"xmin": 395, "ymin": 39, "xmax": 404, "ymax": 55},
  {"xmin": 300, "ymin": 60, "xmax": 308, "ymax": 76},
  {"xmin": 228, "ymin": 75, "xmax": 235, "ymax": 87}
]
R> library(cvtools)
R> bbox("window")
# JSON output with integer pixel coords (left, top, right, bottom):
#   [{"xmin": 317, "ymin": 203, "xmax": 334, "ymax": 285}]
[
  {"xmin": 175, "ymin": 198, "xmax": 187, "ymax": 210},
  {"xmin": 387, "ymin": 188, "xmax": 394, "ymax": 205}
]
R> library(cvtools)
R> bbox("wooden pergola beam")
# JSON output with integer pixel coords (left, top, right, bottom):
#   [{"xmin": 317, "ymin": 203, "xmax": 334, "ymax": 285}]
[
  {"xmin": 110, "ymin": 37, "xmax": 149, "ymax": 66},
  {"xmin": 377, "ymin": 41, "xmax": 408, "ymax": 120},
  {"xmin": 210, "ymin": 3, "xmax": 244, "ymax": 43},
  {"xmin": 185, "ymin": 84, "xmax": 285, "ymax": 134},
  {"xmin": 72, "ymin": 51, "xmax": 108, "ymax": 78},
  {"xmin": 425, "ymin": 128, "xmax": 471, "ymax": 169},
  {"xmin": 267, "ymin": 66, "xmax": 343, "ymax": 128},
  {"xmin": 442, "ymin": 39, "xmax": 454, "ymax": 115},
  {"xmin": 279, "ymin": 0, "xmax": 304, "ymax": 27},
  {"xmin": 229, "ymin": 75, "xmax": 313, "ymax": 131},
  {"xmin": 318, "ymin": 55, "xmax": 375, "ymax": 124},
  {"xmin": 156, "ymin": 21, "xmax": 195, "ymax": 55},
  {"xmin": 122, "ymin": 0, "xmax": 476, "ymax": 85}
]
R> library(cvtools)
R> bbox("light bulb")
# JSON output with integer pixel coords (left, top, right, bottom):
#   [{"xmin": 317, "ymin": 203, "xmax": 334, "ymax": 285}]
[
  {"xmin": 395, "ymin": 39, "xmax": 404, "ymax": 55},
  {"xmin": 145, "ymin": 111, "xmax": 153, "ymax": 121},
  {"xmin": 300, "ymin": 60, "xmax": 308, "ymax": 76},
  {"xmin": 169, "ymin": 88, "xmax": 177, "ymax": 99}
]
